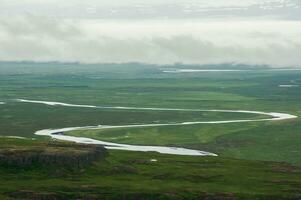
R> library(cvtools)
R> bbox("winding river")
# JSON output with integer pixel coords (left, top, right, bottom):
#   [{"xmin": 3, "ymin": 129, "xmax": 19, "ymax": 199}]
[{"xmin": 16, "ymin": 99, "xmax": 298, "ymax": 156}]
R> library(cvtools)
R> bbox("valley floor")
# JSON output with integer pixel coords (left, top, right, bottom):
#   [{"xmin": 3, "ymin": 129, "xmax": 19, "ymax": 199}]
[{"xmin": 1, "ymin": 63, "xmax": 301, "ymax": 199}]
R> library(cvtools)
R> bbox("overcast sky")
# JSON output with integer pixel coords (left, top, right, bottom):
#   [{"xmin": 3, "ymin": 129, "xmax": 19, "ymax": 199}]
[{"xmin": 0, "ymin": 0, "xmax": 300, "ymax": 67}]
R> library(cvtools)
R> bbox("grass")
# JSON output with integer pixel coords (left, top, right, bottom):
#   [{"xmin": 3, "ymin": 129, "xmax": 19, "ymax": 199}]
[
  {"xmin": 1, "ymin": 63, "xmax": 301, "ymax": 164},
  {"xmin": 1, "ymin": 138, "xmax": 301, "ymax": 199},
  {"xmin": 67, "ymin": 118, "xmax": 301, "ymax": 165},
  {"xmin": 216, "ymin": 119, "xmax": 301, "ymax": 165},
  {"xmin": 67, "ymin": 122, "xmax": 261, "ymax": 146},
  {"xmin": 1, "ymin": 62, "xmax": 301, "ymax": 198}
]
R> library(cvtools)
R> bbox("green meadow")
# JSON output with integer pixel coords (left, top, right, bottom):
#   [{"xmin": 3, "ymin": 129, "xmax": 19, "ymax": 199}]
[
  {"xmin": 1, "ymin": 62, "xmax": 301, "ymax": 199},
  {"xmin": 1, "ymin": 138, "xmax": 301, "ymax": 200}
]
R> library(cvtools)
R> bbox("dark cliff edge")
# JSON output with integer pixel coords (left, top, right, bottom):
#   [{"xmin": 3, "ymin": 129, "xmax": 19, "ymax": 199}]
[{"xmin": 0, "ymin": 141, "xmax": 107, "ymax": 169}]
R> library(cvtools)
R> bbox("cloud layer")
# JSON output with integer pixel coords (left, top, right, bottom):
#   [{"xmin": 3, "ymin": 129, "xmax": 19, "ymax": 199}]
[
  {"xmin": 1, "ymin": 0, "xmax": 300, "ymax": 20},
  {"xmin": 0, "ymin": 17, "xmax": 301, "ymax": 67}
]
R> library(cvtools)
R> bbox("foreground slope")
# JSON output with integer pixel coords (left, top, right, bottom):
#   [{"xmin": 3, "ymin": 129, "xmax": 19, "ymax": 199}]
[{"xmin": 1, "ymin": 138, "xmax": 301, "ymax": 200}]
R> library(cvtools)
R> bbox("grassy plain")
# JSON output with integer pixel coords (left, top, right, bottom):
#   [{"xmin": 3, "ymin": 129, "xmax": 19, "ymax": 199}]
[
  {"xmin": 1, "ymin": 62, "xmax": 301, "ymax": 199},
  {"xmin": 1, "ymin": 62, "xmax": 301, "ymax": 164}
]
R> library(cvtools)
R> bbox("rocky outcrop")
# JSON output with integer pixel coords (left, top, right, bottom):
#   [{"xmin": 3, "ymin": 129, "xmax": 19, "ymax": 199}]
[{"xmin": 0, "ymin": 142, "xmax": 107, "ymax": 169}]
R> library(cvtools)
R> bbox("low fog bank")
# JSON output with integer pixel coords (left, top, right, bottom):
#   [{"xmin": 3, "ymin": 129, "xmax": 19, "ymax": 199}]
[{"xmin": 0, "ymin": 17, "xmax": 301, "ymax": 68}]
